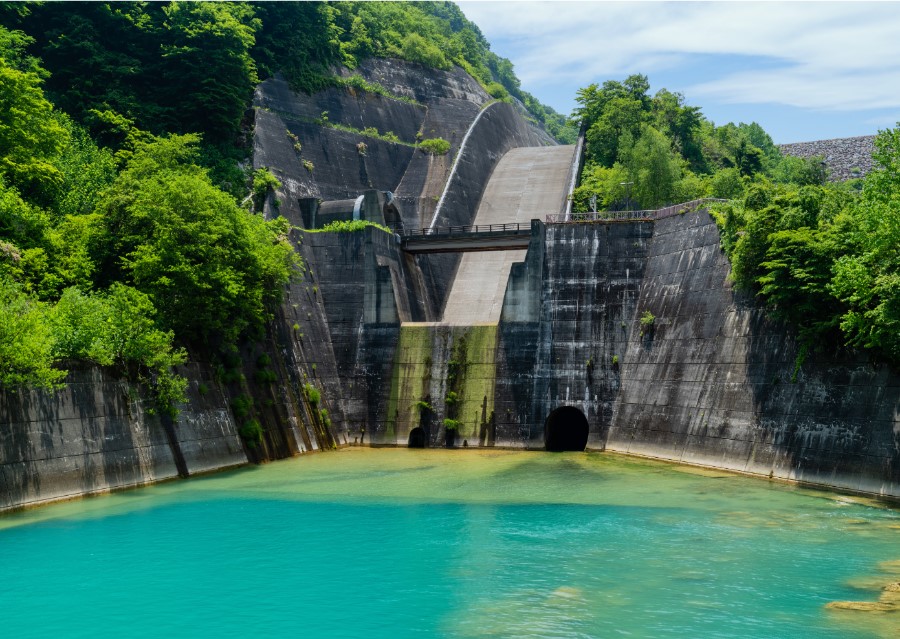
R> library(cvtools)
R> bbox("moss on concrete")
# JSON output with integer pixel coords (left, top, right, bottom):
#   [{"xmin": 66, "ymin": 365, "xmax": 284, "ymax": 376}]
[{"xmin": 385, "ymin": 323, "xmax": 498, "ymax": 445}]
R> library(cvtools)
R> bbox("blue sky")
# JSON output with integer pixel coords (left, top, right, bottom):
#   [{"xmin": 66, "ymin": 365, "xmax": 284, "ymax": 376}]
[{"xmin": 458, "ymin": 1, "xmax": 900, "ymax": 143}]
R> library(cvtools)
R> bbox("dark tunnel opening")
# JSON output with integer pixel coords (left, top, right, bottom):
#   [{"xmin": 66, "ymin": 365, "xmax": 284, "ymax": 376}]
[
  {"xmin": 544, "ymin": 406, "xmax": 589, "ymax": 452},
  {"xmin": 408, "ymin": 427, "xmax": 426, "ymax": 448}
]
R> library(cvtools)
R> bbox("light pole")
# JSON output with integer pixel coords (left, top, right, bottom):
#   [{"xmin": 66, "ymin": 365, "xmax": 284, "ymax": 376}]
[{"xmin": 620, "ymin": 181, "xmax": 634, "ymax": 211}]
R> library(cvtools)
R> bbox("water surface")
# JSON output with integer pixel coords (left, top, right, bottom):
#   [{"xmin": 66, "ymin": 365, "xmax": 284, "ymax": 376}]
[{"xmin": 2, "ymin": 449, "xmax": 898, "ymax": 638}]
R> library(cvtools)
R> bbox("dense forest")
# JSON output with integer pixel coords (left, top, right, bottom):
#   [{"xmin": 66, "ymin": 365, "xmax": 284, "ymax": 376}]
[{"xmin": 0, "ymin": 0, "xmax": 897, "ymax": 413}]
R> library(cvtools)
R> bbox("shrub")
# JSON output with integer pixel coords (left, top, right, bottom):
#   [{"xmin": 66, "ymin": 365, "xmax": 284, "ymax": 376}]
[
  {"xmin": 302, "ymin": 159, "xmax": 314, "ymax": 173},
  {"xmin": 419, "ymin": 137, "xmax": 450, "ymax": 155},
  {"xmin": 484, "ymin": 82, "xmax": 508, "ymax": 100},
  {"xmin": 442, "ymin": 418, "xmax": 460, "ymax": 431},
  {"xmin": 254, "ymin": 368, "xmax": 277, "ymax": 384},
  {"xmin": 239, "ymin": 419, "xmax": 264, "ymax": 448},
  {"xmin": 307, "ymin": 219, "xmax": 391, "ymax": 233},
  {"xmin": 252, "ymin": 167, "xmax": 281, "ymax": 211},
  {"xmin": 303, "ymin": 383, "xmax": 320, "ymax": 406},
  {"xmin": 231, "ymin": 393, "xmax": 253, "ymax": 418},
  {"xmin": 639, "ymin": 311, "xmax": 656, "ymax": 337},
  {"xmin": 414, "ymin": 400, "xmax": 432, "ymax": 412}
]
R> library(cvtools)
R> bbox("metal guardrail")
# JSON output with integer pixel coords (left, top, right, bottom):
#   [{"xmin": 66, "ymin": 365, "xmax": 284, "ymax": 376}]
[
  {"xmin": 398, "ymin": 222, "xmax": 530, "ymax": 238},
  {"xmin": 546, "ymin": 198, "xmax": 727, "ymax": 224}
]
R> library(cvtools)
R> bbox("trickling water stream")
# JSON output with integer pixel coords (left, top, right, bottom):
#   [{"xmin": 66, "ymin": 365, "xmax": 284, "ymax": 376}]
[{"xmin": 1, "ymin": 449, "xmax": 898, "ymax": 638}]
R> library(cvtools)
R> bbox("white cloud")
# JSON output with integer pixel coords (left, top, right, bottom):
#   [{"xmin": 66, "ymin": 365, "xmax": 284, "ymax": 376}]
[{"xmin": 458, "ymin": 1, "xmax": 900, "ymax": 112}]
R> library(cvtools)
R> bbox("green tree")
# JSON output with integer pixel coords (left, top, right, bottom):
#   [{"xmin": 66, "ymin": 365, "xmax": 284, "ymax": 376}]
[
  {"xmin": 620, "ymin": 126, "xmax": 682, "ymax": 208},
  {"xmin": 828, "ymin": 126, "xmax": 900, "ymax": 361},
  {"xmin": 95, "ymin": 134, "xmax": 298, "ymax": 346},
  {"xmin": 159, "ymin": 2, "xmax": 259, "ymax": 143},
  {"xmin": 0, "ymin": 278, "xmax": 63, "ymax": 389},
  {"xmin": 0, "ymin": 45, "xmax": 67, "ymax": 199}
]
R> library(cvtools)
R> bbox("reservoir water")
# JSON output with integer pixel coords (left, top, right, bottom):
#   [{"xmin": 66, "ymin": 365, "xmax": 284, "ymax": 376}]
[{"xmin": 1, "ymin": 448, "xmax": 898, "ymax": 638}]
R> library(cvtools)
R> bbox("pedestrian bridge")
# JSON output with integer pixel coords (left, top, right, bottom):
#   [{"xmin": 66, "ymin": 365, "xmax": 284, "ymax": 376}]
[{"xmin": 398, "ymin": 222, "xmax": 533, "ymax": 254}]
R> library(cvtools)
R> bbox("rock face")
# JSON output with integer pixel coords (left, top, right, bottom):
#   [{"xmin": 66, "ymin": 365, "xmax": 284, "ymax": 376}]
[{"xmin": 778, "ymin": 135, "xmax": 876, "ymax": 181}]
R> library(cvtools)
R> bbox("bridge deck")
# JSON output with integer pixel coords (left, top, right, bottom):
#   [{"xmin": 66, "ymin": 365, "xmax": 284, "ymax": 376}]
[
  {"xmin": 399, "ymin": 222, "xmax": 532, "ymax": 254},
  {"xmin": 442, "ymin": 145, "xmax": 576, "ymax": 325}
]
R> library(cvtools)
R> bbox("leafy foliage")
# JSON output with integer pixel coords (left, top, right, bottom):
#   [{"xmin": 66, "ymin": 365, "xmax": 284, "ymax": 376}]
[
  {"xmin": 710, "ymin": 125, "xmax": 900, "ymax": 365},
  {"xmin": 0, "ymin": 279, "xmax": 63, "ymax": 389},
  {"xmin": 572, "ymin": 73, "xmax": 833, "ymax": 212},
  {"xmin": 309, "ymin": 219, "xmax": 392, "ymax": 234},
  {"xmin": 0, "ymin": 45, "xmax": 67, "ymax": 199},
  {"xmin": 239, "ymin": 418, "xmax": 264, "ymax": 447},
  {"xmin": 5, "ymin": 1, "xmax": 573, "ymax": 146},
  {"xmin": 94, "ymin": 134, "xmax": 299, "ymax": 346},
  {"xmin": 418, "ymin": 137, "xmax": 451, "ymax": 155}
]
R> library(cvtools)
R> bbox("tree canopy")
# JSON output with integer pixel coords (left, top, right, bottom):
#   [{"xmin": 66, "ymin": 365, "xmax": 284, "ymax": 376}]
[{"xmin": 0, "ymin": 21, "xmax": 298, "ymax": 412}]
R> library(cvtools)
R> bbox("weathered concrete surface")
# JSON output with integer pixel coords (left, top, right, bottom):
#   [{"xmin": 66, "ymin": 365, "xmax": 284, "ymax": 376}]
[
  {"xmin": 488, "ymin": 210, "xmax": 899, "ymax": 497},
  {"xmin": 421, "ymin": 101, "xmax": 556, "ymax": 316},
  {"xmin": 0, "ymin": 364, "xmax": 245, "ymax": 512},
  {"xmin": 384, "ymin": 324, "xmax": 498, "ymax": 447},
  {"xmin": 304, "ymin": 224, "xmax": 431, "ymax": 437},
  {"xmin": 443, "ymin": 145, "xmax": 575, "ymax": 324},
  {"xmin": 605, "ymin": 212, "xmax": 900, "ymax": 497},
  {"xmin": 493, "ymin": 221, "xmax": 653, "ymax": 447}
]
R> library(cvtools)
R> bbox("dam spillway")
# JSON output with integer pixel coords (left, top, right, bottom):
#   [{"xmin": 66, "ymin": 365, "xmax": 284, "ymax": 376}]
[{"xmin": 442, "ymin": 145, "xmax": 576, "ymax": 325}]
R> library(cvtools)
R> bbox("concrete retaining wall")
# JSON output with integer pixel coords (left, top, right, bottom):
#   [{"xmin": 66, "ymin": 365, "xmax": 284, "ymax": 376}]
[
  {"xmin": 606, "ymin": 212, "xmax": 899, "ymax": 496},
  {"xmin": 0, "ymin": 364, "xmax": 246, "ymax": 512}
]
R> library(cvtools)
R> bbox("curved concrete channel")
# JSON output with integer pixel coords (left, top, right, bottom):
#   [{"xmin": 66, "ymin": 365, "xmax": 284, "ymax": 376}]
[{"xmin": 441, "ymin": 144, "xmax": 575, "ymax": 324}]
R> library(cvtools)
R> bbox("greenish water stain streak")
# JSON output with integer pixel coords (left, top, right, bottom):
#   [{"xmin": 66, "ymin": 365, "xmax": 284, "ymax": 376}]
[
  {"xmin": 387, "ymin": 324, "xmax": 498, "ymax": 444},
  {"xmin": 1, "ymin": 449, "xmax": 898, "ymax": 638}
]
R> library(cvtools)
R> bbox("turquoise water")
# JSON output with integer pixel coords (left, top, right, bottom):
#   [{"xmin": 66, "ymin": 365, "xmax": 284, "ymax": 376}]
[{"xmin": 1, "ymin": 449, "xmax": 898, "ymax": 638}]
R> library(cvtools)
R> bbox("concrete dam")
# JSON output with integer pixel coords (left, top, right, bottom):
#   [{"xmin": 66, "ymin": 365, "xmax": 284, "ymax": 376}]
[{"xmin": 1, "ymin": 59, "xmax": 898, "ymax": 512}]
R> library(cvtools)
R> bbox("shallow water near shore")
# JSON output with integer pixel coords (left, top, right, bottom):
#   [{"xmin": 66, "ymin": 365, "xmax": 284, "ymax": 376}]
[{"xmin": 1, "ymin": 448, "xmax": 898, "ymax": 638}]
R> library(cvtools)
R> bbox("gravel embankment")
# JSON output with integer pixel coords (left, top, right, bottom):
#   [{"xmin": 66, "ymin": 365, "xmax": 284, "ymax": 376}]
[{"xmin": 777, "ymin": 135, "xmax": 876, "ymax": 181}]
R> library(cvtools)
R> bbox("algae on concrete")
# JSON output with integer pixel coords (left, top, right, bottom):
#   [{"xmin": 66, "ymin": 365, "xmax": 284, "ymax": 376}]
[{"xmin": 385, "ymin": 324, "xmax": 498, "ymax": 445}]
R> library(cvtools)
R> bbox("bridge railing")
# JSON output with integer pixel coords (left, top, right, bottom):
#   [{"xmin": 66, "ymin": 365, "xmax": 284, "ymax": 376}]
[
  {"xmin": 399, "ymin": 221, "xmax": 530, "ymax": 238},
  {"xmin": 545, "ymin": 198, "xmax": 727, "ymax": 224}
]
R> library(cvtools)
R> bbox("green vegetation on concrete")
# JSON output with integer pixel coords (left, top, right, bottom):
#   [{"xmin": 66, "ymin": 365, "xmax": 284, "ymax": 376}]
[
  {"xmin": 306, "ymin": 220, "xmax": 392, "ymax": 234},
  {"xmin": 239, "ymin": 418, "xmax": 264, "ymax": 448},
  {"xmin": 252, "ymin": 167, "xmax": 281, "ymax": 211},
  {"xmin": 418, "ymin": 138, "xmax": 452, "ymax": 156},
  {"xmin": 334, "ymin": 74, "xmax": 422, "ymax": 106}
]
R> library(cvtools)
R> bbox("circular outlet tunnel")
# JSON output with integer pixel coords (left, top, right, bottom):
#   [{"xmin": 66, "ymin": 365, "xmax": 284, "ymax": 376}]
[
  {"xmin": 408, "ymin": 427, "xmax": 426, "ymax": 448},
  {"xmin": 544, "ymin": 406, "xmax": 589, "ymax": 452}
]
